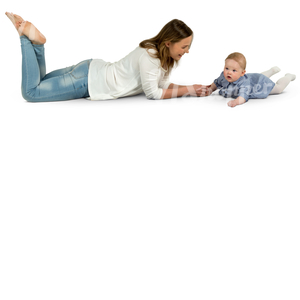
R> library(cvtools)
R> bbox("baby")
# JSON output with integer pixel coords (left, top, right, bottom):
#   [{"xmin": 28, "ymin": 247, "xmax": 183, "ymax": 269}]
[{"xmin": 207, "ymin": 52, "xmax": 296, "ymax": 107}]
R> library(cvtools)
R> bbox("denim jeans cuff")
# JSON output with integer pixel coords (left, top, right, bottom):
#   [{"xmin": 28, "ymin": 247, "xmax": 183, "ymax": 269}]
[
  {"xmin": 32, "ymin": 43, "xmax": 44, "ymax": 48},
  {"xmin": 20, "ymin": 35, "xmax": 44, "ymax": 47},
  {"xmin": 20, "ymin": 35, "xmax": 31, "ymax": 44}
]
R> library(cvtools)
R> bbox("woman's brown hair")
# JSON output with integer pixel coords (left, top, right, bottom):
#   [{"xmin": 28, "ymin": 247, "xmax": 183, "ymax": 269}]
[{"xmin": 139, "ymin": 19, "xmax": 193, "ymax": 76}]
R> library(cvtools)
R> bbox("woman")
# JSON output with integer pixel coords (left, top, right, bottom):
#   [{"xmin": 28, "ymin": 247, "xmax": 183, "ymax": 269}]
[{"xmin": 5, "ymin": 12, "xmax": 209, "ymax": 102}]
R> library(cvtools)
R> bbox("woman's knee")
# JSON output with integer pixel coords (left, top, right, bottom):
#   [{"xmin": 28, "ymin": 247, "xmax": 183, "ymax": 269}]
[{"xmin": 22, "ymin": 89, "xmax": 38, "ymax": 102}]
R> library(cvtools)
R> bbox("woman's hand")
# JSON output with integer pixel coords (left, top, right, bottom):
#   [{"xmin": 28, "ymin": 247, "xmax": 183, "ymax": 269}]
[
  {"xmin": 192, "ymin": 84, "xmax": 211, "ymax": 97},
  {"xmin": 195, "ymin": 83, "xmax": 217, "ymax": 97}
]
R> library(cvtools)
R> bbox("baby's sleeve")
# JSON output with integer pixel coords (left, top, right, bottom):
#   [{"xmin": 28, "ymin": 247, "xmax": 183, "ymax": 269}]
[
  {"xmin": 238, "ymin": 79, "xmax": 251, "ymax": 102},
  {"xmin": 139, "ymin": 51, "xmax": 165, "ymax": 100},
  {"xmin": 213, "ymin": 72, "xmax": 225, "ymax": 89}
]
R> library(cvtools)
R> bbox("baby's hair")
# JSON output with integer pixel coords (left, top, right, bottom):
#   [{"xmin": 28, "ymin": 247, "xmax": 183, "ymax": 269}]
[{"xmin": 225, "ymin": 52, "xmax": 246, "ymax": 70}]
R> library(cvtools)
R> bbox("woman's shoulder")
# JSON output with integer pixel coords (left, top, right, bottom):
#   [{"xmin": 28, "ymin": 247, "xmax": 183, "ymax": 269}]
[
  {"xmin": 146, "ymin": 47, "xmax": 158, "ymax": 55},
  {"xmin": 138, "ymin": 46, "xmax": 160, "ymax": 64},
  {"xmin": 137, "ymin": 46, "xmax": 168, "ymax": 72},
  {"xmin": 138, "ymin": 46, "xmax": 158, "ymax": 58}
]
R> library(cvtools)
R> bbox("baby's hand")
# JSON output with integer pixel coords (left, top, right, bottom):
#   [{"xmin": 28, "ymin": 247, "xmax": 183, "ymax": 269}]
[
  {"xmin": 227, "ymin": 99, "xmax": 238, "ymax": 107},
  {"xmin": 192, "ymin": 84, "xmax": 210, "ymax": 97},
  {"xmin": 200, "ymin": 83, "xmax": 216, "ymax": 97},
  {"xmin": 227, "ymin": 97, "xmax": 246, "ymax": 108},
  {"xmin": 205, "ymin": 85, "xmax": 214, "ymax": 96}
]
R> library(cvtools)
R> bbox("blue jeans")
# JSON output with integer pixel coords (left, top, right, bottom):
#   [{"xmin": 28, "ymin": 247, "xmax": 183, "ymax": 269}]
[{"xmin": 20, "ymin": 35, "xmax": 92, "ymax": 102}]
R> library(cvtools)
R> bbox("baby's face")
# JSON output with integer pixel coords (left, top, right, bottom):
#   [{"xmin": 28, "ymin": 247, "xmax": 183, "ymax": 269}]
[{"xmin": 223, "ymin": 59, "xmax": 246, "ymax": 82}]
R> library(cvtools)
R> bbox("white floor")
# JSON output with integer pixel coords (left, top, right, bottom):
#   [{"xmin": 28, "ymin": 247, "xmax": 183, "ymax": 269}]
[
  {"xmin": 1, "ymin": 87, "xmax": 299, "ymax": 300},
  {"xmin": 1, "ymin": 0, "xmax": 300, "ymax": 298}
]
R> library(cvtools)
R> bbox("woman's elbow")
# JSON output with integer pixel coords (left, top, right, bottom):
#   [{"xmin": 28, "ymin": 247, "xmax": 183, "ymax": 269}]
[
  {"xmin": 145, "ymin": 93, "xmax": 162, "ymax": 100},
  {"xmin": 143, "ymin": 87, "xmax": 164, "ymax": 100}
]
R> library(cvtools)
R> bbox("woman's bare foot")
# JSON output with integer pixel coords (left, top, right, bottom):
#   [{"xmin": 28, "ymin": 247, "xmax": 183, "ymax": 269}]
[
  {"xmin": 5, "ymin": 12, "xmax": 46, "ymax": 45},
  {"xmin": 5, "ymin": 12, "xmax": 24, "ymax": 35},
  {"xmin": 19, "ymin": 21, "xmax": 47, "ymax": 45}
]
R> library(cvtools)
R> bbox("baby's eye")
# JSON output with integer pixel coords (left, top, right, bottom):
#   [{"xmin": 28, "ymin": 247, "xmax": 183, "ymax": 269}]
[
  {"xmin": 226, "ymin": 68, "xmax": 229, "ymax": 70},
  {"xmin": 233, "ymin": 70, "xmax": 236, "ymax": 72}
]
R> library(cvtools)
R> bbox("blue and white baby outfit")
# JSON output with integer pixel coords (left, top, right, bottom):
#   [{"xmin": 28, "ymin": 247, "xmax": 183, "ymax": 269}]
[{"xmin": 213, "ymin": 72, "xmax": 275, "ymax": 102}]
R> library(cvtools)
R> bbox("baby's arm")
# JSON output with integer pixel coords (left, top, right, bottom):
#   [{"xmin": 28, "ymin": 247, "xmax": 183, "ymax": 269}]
[
  {"xmin": 206, "ymin": 72, "xmax": 225, "ymax": 96},
  {"xmin": 227, "ymin": 83, "xmax": 250, "ymax": 107},
  {"xmin": 205, "ymin": 82, "xmax": 218, "ymax": 96}
]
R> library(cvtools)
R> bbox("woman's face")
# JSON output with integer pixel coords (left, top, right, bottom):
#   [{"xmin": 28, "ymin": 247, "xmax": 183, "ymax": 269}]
[{"xmin": 166, "ymin": 35, "xmax": 193, "ymax": 61}]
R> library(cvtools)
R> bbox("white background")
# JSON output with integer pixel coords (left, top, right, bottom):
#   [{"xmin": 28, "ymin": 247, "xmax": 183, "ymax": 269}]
[{"xmin": 1, "ymin": 0, "xmax": 300, "ymax": 299}]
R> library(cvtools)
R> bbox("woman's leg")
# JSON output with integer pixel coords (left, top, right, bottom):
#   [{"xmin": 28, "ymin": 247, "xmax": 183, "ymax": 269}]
[
  {"xmin": 32, "ymin": 43, "xmax": 46, "ymax": 80},
  {"xmin": 7, "ymin": 12, "xmax": 91, "ymax": 102},
  {"xmin": 21, "ymin": 35, "xmax": 91, "ymax": 102},
  {"xmin": 43, "ymin": 65, "xmax": 76, "ymax": 80},
  {"xmin": 6, "ymin": 12, "xmax": 47, "ymax": 80},
  {"xmin": 269, "ymin": 74, "xmax": 296, "ymax": 95},
  {"xmin": 32, "ymin": 43, "xmax": 76, "ymax": 81},
  {"xmin": 261, "ymin": 66, "xmax": 281, "ymax": 78}
]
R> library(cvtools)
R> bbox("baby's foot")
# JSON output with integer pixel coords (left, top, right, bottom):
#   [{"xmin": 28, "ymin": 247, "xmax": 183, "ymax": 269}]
[
  {"xmin": 271, "ymin": 66, "xmax": 281, "ymax": 74},
  {"xmin": 285, "ymin": 73, "xmax": 296, "ymax": 81},
  {"xmin": 5, "ymin": 12, "xmax": 24, "ymax": 36}
]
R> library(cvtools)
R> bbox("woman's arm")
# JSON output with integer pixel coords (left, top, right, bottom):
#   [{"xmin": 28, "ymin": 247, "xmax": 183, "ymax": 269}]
[
  {"xmin": 167, "ymin": 83, "xmax": 191, "ymax": 89},
  {"xmin": 161, "ymin": 84, "xmax": 210, "ymax": 99}
]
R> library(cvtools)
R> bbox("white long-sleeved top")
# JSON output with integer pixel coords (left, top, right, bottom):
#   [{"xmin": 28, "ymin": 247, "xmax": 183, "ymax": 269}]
[{"xmin": 87, "ymin": 46, "xmax": 172, "ymax": 100}]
